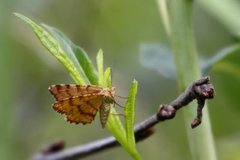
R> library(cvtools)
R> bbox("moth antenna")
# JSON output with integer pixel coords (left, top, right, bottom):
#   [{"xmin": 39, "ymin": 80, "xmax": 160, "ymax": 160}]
[
  {"xmin": 111, "ymin": 112, "xmax": 125, "ymax": 117},
  {"xmin": 114, "ymin": 101, "xmax": 124, "ymax": 108},
  {"xmin": 115, "ymin": 95, "xmax": 128, "ymax": 99}
]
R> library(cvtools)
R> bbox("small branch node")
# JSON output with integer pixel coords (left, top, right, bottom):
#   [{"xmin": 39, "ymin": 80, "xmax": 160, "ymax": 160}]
[
  {"xmin": 190, "ymin": 76, "xmax": 214, "ymax": 128},
  {"xmin": 194, "ymin": 76, "xmax": 210, "ymax": 85},
  {"xmin": 193, "ymin": 79, "xmax": 214, "ymax": 99},
  {"xmin": 157, "ymin": 104, "xmax": 176, "ymax": 121}
]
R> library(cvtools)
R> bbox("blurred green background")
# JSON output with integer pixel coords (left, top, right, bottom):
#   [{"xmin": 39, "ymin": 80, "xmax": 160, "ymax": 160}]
[{"xmin": 1, "ymin": 0, "xmax": 240, "ymax": 160}]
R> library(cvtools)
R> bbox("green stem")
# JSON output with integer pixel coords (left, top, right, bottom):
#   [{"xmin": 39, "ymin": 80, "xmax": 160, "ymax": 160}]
[
  {"xmin": 198, "ymin": 0, "xmax": 240, "ymax": 37},
  {"xmin": 161, "ymin": 0, "xmax": 217, "ymax": 159}
]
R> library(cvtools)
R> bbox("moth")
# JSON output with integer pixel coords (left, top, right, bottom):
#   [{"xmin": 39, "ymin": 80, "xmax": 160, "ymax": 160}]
[{"xmin": 49, "ymin": 84, "xmax": 115, "ymax": 128}]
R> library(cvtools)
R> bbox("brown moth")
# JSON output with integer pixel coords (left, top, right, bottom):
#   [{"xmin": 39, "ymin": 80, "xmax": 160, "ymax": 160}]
[{"xmin": 48, "ymin": 84, "xmax": 115, "ymax": 128}]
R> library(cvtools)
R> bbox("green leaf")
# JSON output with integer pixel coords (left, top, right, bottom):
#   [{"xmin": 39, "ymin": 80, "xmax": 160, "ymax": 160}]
[
  {"xmin": 103, "ymin": 68, "xmax": 126, "ymax": 149},
  {"xmin": 14, "ymin": 13, "xmax": 86, "ymax": 85},
  {"xmin": 104, "ymin": 67, "xmax": 112, "ymax": 87},
  {"xmin": 106, "ymin": 112, "xmax": 127, "ymax": 146},
  {"xmin": 124, "ymin": 80, "xmax": 140, "ymax": 158},
  {"xmin": 125, "ymin": 80, "xmax": 138, "ymax": 148},
  {"xmin": 95, "ymin": 51, "xmax": 140, "ymax": 159},
  {"xmin": 107, "ymin": 111, "xmax": 141, "ymax": 160},
  {"xmin": 96, "ymin": 49, "xmax": 104, "ymax": 86},
  {"xmin": 72, "ymin": 45, "xmax": 98, "ymax": 84},
  {"xmin": 42, "ymin": 24, "xmax": 98, "ymax": 85}
]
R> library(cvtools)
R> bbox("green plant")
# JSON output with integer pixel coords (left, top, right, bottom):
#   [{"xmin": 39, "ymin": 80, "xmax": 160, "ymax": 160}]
[
  {"xmin": 14, "ymin": 13, "xmax": 141, "ymax": 160},
  {"xmin": 14, "ymin": 1, "xmax": 240, "ymax": 159}
]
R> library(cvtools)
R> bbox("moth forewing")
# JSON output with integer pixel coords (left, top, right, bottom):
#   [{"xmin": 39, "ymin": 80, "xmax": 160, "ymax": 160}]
[
  {"xmin": 49, "ymin": 84, "xmax": 102, "ymax": 101},
  {"xmin": 49, "ymin": 84, "xmax": 117, "ymax": 127}
]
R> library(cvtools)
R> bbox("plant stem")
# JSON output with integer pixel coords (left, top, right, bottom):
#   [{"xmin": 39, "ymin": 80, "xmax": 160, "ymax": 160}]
[
  {"xmin": 198, "ymin": 0, "xmax": 240, "ymax": 37},
  {"xmin": 162, "ymin": 0, "xmax": 217, "ymax": 159}
]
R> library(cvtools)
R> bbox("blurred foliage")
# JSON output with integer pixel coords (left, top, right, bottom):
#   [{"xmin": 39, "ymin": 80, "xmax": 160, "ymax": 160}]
[{"xmin": 0, "ymin": 0, "xmax": 240, "ymax": 159}]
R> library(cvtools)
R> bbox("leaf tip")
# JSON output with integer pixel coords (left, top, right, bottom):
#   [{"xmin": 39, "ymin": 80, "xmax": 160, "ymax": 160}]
[
  {"xmin": 14, "ymin": 12, "xmax": 24, "ymax": 19},
  {"xmin": 97, "ymin": 48, "xmax": 103, "ymax": 57},
  {"xmin": 13, "ymin": 12, "xmax": 19, "ymax": 16},
  {"xmin": 132, "ymin": 79, "xmax": 138, "ymax": 88}
]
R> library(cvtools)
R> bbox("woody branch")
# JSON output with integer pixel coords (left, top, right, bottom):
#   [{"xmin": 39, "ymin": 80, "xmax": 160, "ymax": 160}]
[{"xmin": 33, "ymin": 76, "xmax": 214, "ymax": 160}]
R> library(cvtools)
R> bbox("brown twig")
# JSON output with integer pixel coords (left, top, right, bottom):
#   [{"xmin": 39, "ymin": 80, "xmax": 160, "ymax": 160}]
[{"xmin": 33, "ymin": 76, "xmax": 214, "ymax": 160}]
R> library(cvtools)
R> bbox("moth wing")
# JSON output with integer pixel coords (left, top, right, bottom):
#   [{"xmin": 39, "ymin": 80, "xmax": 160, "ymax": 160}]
[
  {"xmin": 49, "ymin": 84, "xmax": 102, "ymax": 101},
  {"xmin": 53, "ymin": 95, "xmax": 103, "ymax": 124}
]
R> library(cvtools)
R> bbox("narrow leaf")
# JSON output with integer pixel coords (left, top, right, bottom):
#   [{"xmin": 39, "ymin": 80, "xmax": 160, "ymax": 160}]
[
  {"xmin": 123, "ymin": 80, "xmax": 141, "ymax": 159},
  {"xmin": 72, "ymin": 45, "xmax": 98, "ymax": 84},
  {"xmin": 124, "ymin": 80, "xmax": 138, "ymax": 148},
  {"xmin": 14, "ymin": 13, "xmax": 86, "ymax": 85},
  {"xmin": 95, "ymin": 52, "xmax": 129, "ymax": 156},
  {"xmin": 103, "ymin": 67, "xmax": 127, "ymax": 147},
  {"xmin": 104, "ymin": 67, "xmax": 112, "ymax": 87},
  {"xmin": 106, "ymin": 112, "xmax": 127, "ymax": 145},
  {"xmin": 96, "ymin": 49, "xmax": 104, "ymax": 86},
  {"xmin": 42, "ymin": 24, "xmax": 98, "ymax": 85}
]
